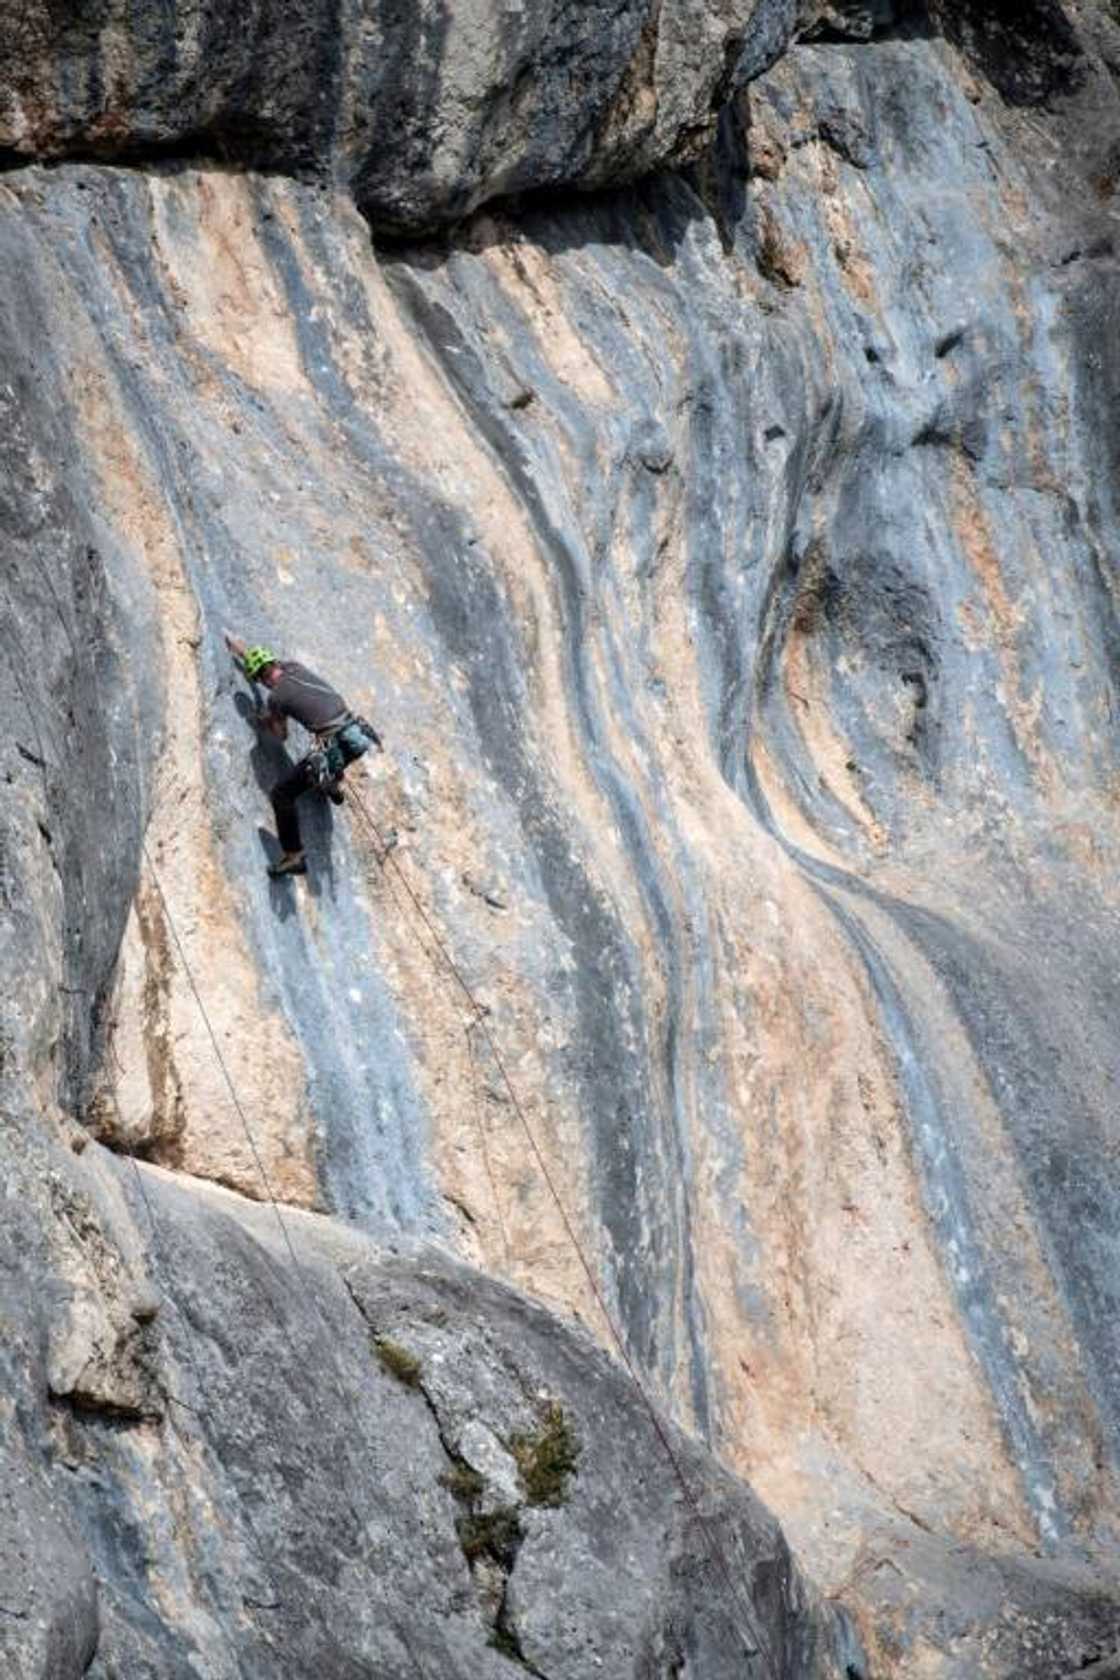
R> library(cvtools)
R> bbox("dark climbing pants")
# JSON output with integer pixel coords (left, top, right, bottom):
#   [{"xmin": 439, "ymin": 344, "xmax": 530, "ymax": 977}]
[{"xmin": 271, "ymin": 757, "xmax": 320, "ymax": 853}]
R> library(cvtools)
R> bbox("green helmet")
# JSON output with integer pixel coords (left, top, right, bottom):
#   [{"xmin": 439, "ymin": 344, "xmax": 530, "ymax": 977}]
[{"xmin": 242, "ymin": 645, "xmax": 278, "ymax": 682}]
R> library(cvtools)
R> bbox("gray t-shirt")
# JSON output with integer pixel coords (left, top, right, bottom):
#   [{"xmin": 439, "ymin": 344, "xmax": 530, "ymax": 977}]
[{"xmin": 266, "ymin": 662, "xmax": 348, "ymax": 734}]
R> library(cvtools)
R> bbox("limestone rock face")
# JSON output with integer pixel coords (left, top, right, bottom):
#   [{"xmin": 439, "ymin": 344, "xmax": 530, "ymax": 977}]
[
  {"xmin": 0, "ymin": 0, "xmax": 792, "ymax": 232},
  {"xmin": 4, "ymin": 1, "xmax": 1120, "ymax": 1678},
  {"xmin": 13, "ymin": 1154, "xmax": 854, "ymax": 1680}
]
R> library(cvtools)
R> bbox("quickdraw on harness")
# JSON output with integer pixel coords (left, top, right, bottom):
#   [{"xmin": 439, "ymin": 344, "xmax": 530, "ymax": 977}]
[{"xmin": 307, "ymin": 714, "xmax": 381, "ymax": 789}]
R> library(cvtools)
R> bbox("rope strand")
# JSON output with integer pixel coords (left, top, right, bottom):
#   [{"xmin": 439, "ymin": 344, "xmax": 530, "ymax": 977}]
[
  {"xmin": 0, "ymin": 577, "xmax": 433, "ymax": 1679},
  {"xmin": 465, "ymin": 1016, "xmax": 512, "ymax": 1268},
  {"xmin": 347, "ymin": 778, "xmax": 779, "ymax": 1679},
  {"xmin": 6, "ymin": 550, "xmax": 780, "ymax": 1674},
  {"xmin": 139, "ymin": 842, "xmax": 436, "ymax": 1677}
]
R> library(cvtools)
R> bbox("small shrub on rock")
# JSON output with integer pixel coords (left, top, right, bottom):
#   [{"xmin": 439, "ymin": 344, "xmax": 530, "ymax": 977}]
[
  {"xmin": 440, "ymin": 1463, "xmax": 485, "ymax": 1504},
  {"xmin": 456, "ymin": 1506, "xmax": 522, "ymax": 1569},
  {"xmin": 373, "ymin": 1336, "xmax": 422, "ymax": 1387},
  {"xmin": 510, "ymin": 1401, "xmax": 580, "ymax": 1507}
]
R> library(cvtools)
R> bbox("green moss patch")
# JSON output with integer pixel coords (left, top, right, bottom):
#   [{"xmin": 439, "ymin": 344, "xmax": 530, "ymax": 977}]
[{"xmin": 372, "ymin": 1336, "xmax": 422, "ymax": 1387}]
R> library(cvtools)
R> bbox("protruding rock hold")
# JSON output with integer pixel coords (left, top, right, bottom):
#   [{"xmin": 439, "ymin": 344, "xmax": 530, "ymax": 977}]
[{"xmin": 0, "ymin": 0, "xmax": 802, "ymax": 232}]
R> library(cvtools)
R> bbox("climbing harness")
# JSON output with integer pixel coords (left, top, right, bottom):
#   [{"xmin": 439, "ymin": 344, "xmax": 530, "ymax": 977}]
[{"xmin": 307, "ymin": 714, "xmax": 381, "ymax": 790}]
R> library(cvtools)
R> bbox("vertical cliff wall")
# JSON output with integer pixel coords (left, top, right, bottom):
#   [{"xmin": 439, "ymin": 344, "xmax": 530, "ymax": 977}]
[{"xmin": 3, "ymin": 2, "xmax": 1120, "ymax": 1676}]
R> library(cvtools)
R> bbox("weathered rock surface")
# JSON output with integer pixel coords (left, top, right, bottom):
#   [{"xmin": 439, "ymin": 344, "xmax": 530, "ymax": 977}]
[
  {"xmin": 5, "ymin": 1141, "xmax": 854, "ymax": 1678},
  {"xmin": 4, "ymin": 0, "xmax": 1120, "ymax": 1676},
  {"xmin": 0, "ymin": 0, "xmax": 794, "ymax": 233}
]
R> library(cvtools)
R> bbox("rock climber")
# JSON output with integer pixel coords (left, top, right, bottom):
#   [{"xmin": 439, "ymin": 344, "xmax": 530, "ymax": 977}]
[{"xmin": 224, "ymin": 631, "xmax": 382, "ymax": 878}]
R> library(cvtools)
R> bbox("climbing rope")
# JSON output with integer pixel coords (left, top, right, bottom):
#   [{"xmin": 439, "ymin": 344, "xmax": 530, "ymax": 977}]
[
  {"xmin": 141, "ymin": 845, "xmax": 318, "ymax": 1292},
  {"xmin": 5, "ymin": 552, "xmax": 779, "ymax": 1671},
  {"xmin": 163, "ymin": 725, "xmax": 783, "ymax": 1671},
  {"xmin": 464, "ymin": 1015, "xmax": 512, "ymax": 1267},
  {"xmin": 1, "ymin": 579, "xmax": 433, "ymax": 1677},
  {"xmin": 139, "ymin": 842, "xmax": 435, "ymax": 1680},
  {"xmin": 116, "ymin": 1105, "xmax": 284, "ymax": 1663},
  {"xmin": 346, "ymin": 779, "xmax": 782, "ymax": 1679},
  {"xmin": 141, "ymin": 851, "xmax": 365, "ymax": 1361}
]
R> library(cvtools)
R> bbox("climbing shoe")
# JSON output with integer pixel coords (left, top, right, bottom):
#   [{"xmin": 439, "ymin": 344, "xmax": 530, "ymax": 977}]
[
  {"xmin": 326, "ymin": 781, "xmax": 345, "ymax": 806},
  {"xmin": 268, "ymin": 851, "xmax": 307, "ymax": 878}
]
